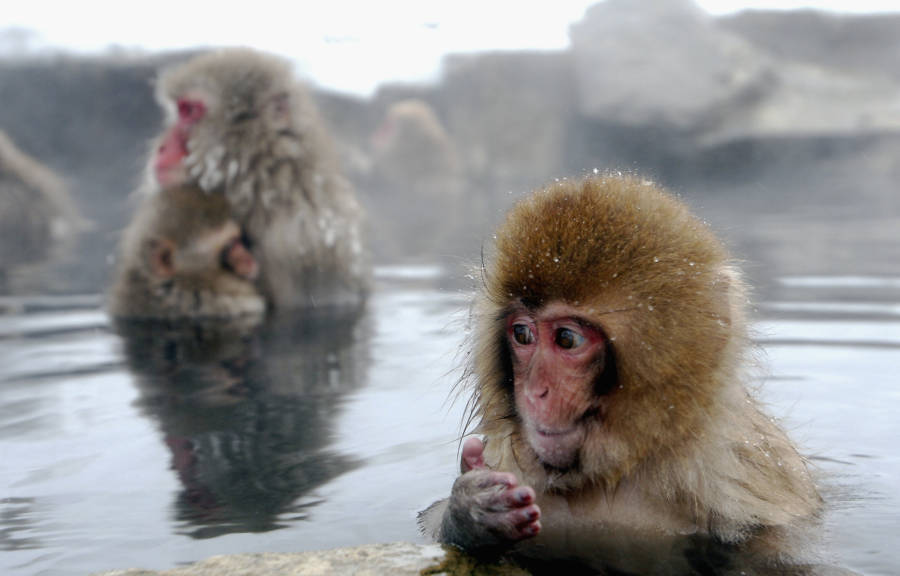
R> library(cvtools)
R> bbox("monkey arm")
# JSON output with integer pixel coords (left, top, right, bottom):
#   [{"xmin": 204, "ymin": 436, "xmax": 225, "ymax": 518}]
[
  {"xmin": 419, "ymin": 469, "xmax": 541, "ymax": 557},
  {"xmin": 417, "ymin": 498, "xmax": 448, "ymax": 541}
]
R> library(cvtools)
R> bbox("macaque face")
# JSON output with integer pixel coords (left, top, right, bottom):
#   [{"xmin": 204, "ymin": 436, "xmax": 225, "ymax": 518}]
[
  {"xmin": 151, "ymin": 220, "xmax": 257, "ymax": 283},
  {"xmin": 153, "ymin": 96, "xmax": 207, "ymax": 187},
  {"xmin": 507, "ymin": 302, "xmax": 610, "ymax": 470},
  {"xmin": 151, "ymin": 51, "xmax": 298, "ymax": 194}
]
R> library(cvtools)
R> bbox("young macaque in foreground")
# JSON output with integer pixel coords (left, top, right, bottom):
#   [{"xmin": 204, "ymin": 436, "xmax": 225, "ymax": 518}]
[
  {"xmin": 109, "ymin": 186, "xmax": 264, "ymax": 320},
  {"xmin": 421, "ymin": 175, "xmax": 823, "ymax": 574},
  {"xmin": 149, "ymin": 48, "xmax": 369, "ymax": 309}
]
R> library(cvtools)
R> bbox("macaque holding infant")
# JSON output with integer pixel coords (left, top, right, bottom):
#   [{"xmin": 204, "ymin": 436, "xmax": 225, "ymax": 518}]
[
  {"xmin": 421, "ymin": 175, "xmax": 822, "ymax": 574},
  {"xmin": 111, "ymin": 48, "xmax": 369, "ymax": 318}
]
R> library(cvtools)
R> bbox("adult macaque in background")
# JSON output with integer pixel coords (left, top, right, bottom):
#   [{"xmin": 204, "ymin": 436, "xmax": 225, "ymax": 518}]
[
  {"xmin": 421, "ymin": 175, "xmax": 823, "ymax": 574},
  {"xmin": 109, "ymin": 185, "xmax": 263, "ymax": 320},
  {"xmin": 368, "ymin": 99, "xmax": 464, "ymax": 261},
  {"xmin": 0, "ymin": 129, "xmax": 84, "ymax": 292},
  {"xmin": 150, "ymin": 48, "xmax": 369, "ymax": 309}
]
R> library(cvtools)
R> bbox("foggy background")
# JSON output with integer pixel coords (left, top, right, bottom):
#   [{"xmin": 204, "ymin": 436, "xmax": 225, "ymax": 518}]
[
  {"xmin": 1, "ymin": 0, "xmax": 899, "ymax": 299},
  {"xmin": 2, "ymin": 2, "xmax": 900, "ymax": 575}
]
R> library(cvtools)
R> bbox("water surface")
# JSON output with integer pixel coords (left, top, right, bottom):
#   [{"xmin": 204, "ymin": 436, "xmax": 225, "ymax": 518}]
[{"xmin": 0, "ymin": 268, "xmax": 897, "ymax": 575}]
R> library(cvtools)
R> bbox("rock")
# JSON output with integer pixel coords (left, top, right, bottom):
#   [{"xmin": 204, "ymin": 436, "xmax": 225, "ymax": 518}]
[
  {"xmin": 570, "ymin": 0, "xmax": 768, "ymax": 129},
  {"xmin": 90, "ymin": 542, "xmax": 530, "ymax": 576}
]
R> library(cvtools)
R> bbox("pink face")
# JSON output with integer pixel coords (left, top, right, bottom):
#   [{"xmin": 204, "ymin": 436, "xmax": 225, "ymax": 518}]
[
  {"xmin": 506, "ymin": 302, "xmax": 609, "ymax": 469},
  {"xmin": 153, "ymin": 97, "xmax": 206, "ymax": 187}
]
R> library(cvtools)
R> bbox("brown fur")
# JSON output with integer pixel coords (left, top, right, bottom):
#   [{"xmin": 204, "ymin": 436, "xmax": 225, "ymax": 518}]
[
  {"xmin": 154, "ymin": 48, "xmax": 369, "ymax": 308},
  {"xmin": 464, "ymin": 175, "xmax": 820, "ymax": 545},
  {"xmin": 109, "ymin": 186, "xmax": 264, "ymax": 320}
]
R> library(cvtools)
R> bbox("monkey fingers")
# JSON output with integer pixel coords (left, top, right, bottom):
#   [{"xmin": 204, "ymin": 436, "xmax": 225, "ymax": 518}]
[
  {"xmin": 459, "ymin": 471, "xmax": 542, "ymax": 541},
  {"xmin": 460, "ymin": 436, "xmax": 487, "ymax": 473},
  {"xmin": 477, "ymin": 497, "xmax": 542, "ymax": 542},
  {"xmin": 469, "ymin": 469, "xmax": 518, "ymax": 493},
  {"xmin": 222, "ymin": 237, "xmax": 259, "ymax": 280}
]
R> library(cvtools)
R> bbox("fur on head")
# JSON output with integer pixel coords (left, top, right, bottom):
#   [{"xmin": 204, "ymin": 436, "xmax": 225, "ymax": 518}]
[
  {"xmin": 155, "ymin": 48, "xmax": 331, "ymax": 215},
  {"xmin": 469, "ymin": 174, "xmax": 746, "ymax": 492}
]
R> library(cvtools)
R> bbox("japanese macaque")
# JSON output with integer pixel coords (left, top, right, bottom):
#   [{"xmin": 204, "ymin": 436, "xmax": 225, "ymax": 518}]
[
  {"xmin": 421, "ymin": 175, "xmax": 822, "ymax": 573},
  {"xmin": 109, "ymin": 185, "xmax": 264, "ymax": 320},
  {"xmin": 149, "ymin": 48, "xmax": 369, "ymax": 309},
  {"xmin": 368, "ymin": 99, "xmax": 465, "ymax": 262},
  {"xmin": 0, "ymin": 130, "xmax": 83, "ymax": 292}
]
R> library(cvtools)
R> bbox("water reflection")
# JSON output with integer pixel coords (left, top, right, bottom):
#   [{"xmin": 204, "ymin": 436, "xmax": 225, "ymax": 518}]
[
  {"xmin": 116, "ymin": 308, "xmax": 369, "ymax": 539},
  {"xmin": 0, "ymin": 497, "xmax": 41, "ymax": 552}
]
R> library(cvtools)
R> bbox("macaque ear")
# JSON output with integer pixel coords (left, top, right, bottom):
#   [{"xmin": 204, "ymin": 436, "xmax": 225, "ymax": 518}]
[
  {"xmin": 711, "ymin": 265, "xmax": 740, "ymax": 329},
  {"xmin": 146, "ymin": 237, "xmax": 177, "ymax": 279}
]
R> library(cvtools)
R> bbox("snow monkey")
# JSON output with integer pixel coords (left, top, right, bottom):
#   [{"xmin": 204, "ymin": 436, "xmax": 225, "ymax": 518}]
[
  {"xmin": 150, "ymin": 48, "xmax": 369, "ymax": 309},
  {"xmin": 109, "ymin": 185, "xmax": 263, "ymax": 320},
  {"xmin": 0, "ymin": 129, "xmax": 83, "ymax": 291},
  {"xmin": 421, "ymin": 175, "xmax": 822, "ymax": 574}
]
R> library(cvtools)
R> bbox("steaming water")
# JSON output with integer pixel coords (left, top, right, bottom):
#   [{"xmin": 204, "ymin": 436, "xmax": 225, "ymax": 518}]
[{"xmin": 0, "ymin": 268, "xmax": 897, "ymax": 576}]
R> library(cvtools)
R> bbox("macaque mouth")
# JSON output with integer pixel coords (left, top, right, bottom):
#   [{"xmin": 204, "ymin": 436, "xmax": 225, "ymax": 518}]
[{"xmin": 528, "ymin": 422, "xmax": 586, "ymax": 471}]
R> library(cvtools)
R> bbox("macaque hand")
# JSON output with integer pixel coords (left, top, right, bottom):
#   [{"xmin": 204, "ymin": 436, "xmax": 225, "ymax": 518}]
[{"xmin": 442, "ymin": 437, "xmax": 541, "ymax": 552}]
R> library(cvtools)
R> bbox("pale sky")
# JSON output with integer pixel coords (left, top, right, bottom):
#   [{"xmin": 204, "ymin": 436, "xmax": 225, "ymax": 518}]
[{"xmin": 3, "ymin": 0, "xmax": 899, "ymax": 95}]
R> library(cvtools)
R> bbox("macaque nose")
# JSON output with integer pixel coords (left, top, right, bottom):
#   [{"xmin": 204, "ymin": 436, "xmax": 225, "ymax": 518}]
[{"xmin": 524, "ymin": 377, "xmax": 552, "ymax": 408}]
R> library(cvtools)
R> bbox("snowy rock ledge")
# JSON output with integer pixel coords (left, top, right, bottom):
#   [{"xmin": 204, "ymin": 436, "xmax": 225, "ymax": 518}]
[{"xmin": 91, "ymin": 542, "xmax": 530, "ymax": 576}]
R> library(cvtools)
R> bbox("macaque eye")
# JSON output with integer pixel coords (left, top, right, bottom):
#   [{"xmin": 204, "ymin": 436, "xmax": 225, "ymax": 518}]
[
  {"xmin": 555, "ymin": 327, "xmax": 585, "ymax": 350},
  {"xmin": 177, "ymin": 99, "xmax": 204, "ymax": 122},
  {"xmin": 512, "ymin": 323, "xmax": 535, "ymax": 345}
]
